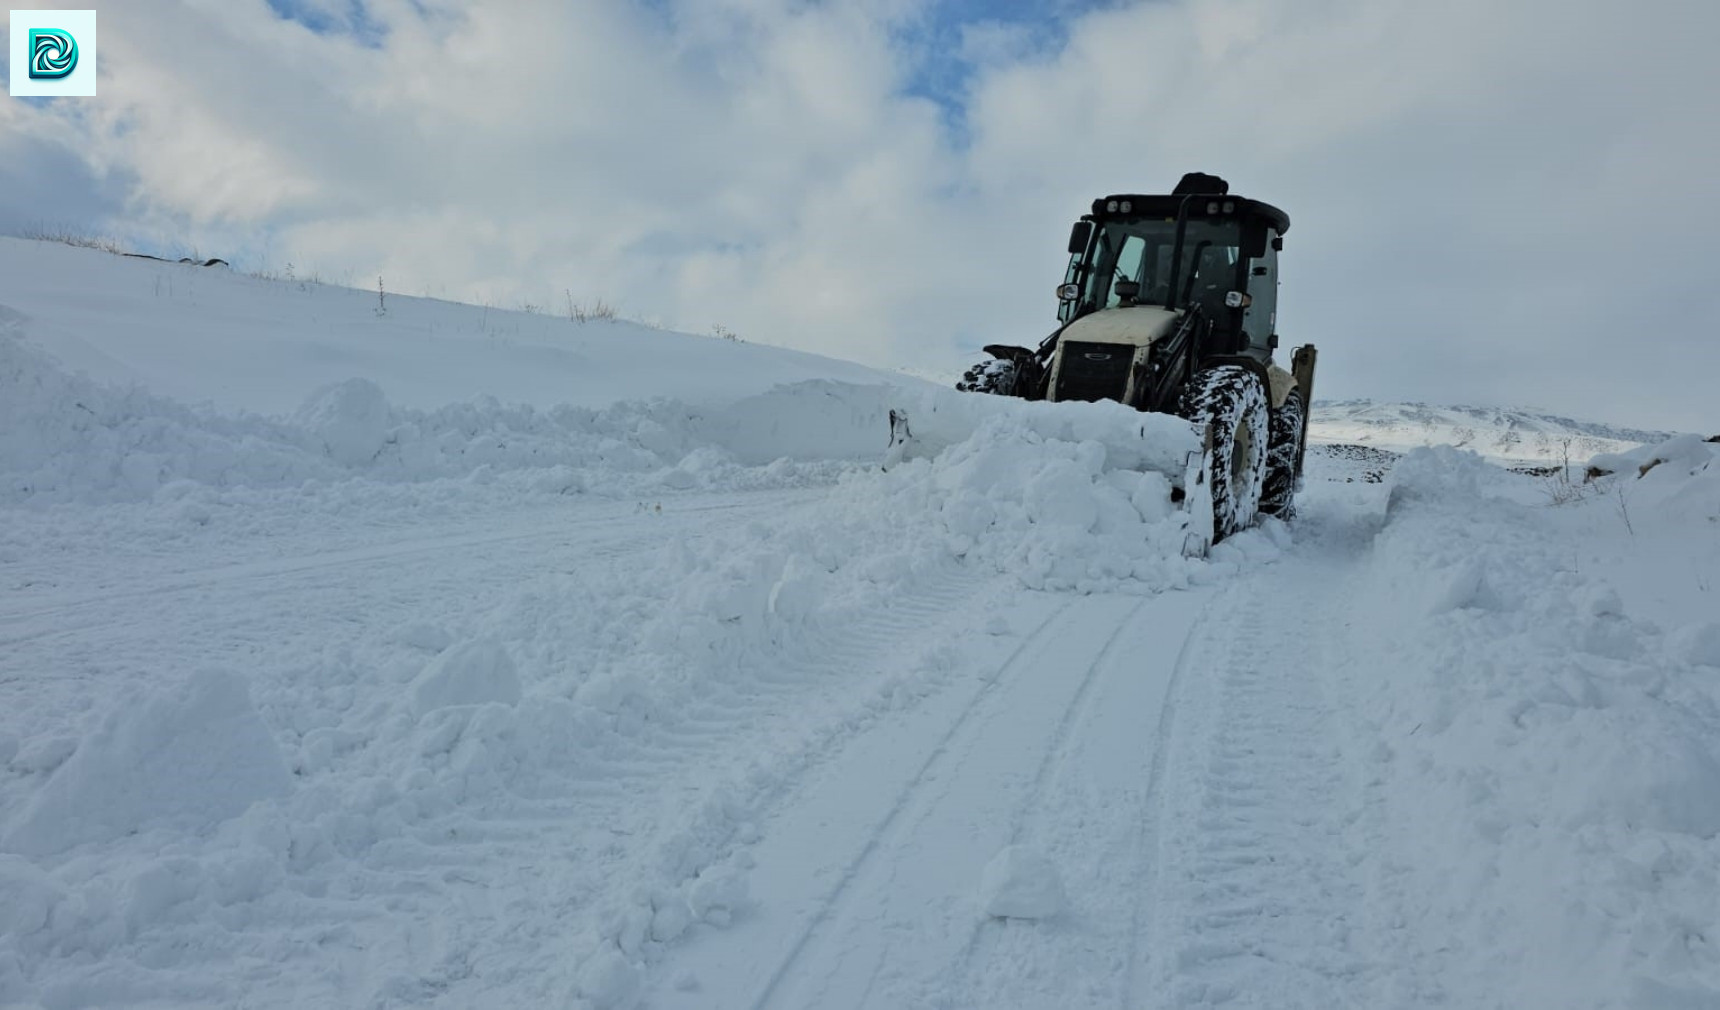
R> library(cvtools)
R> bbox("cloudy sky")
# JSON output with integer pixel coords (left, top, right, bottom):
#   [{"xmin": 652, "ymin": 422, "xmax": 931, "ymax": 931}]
[{"xmin": 3, "ymin": 0, "xmax": 1718, "ymax": 431}]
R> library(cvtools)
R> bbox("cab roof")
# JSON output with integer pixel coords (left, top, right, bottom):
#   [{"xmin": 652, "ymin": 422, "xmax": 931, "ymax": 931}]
[{"xmin": 1087, "ymin": 186, "xmax": 1290, "ymax": 236}]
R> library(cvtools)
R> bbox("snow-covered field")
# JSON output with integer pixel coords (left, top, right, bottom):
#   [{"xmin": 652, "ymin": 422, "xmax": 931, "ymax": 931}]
[
  {"xmin": 3, "ymin": 242, "xmax": 1719, "ymax": 1009},
  {"xmin": 1312, "ymin": 399, "xmax": 1675, "ymax": 466}
]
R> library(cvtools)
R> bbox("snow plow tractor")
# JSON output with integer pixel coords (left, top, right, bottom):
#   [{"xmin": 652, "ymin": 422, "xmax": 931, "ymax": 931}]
[{"xmin": 891, "ymin": 173, "xmax": 1316, "ymax": 547}]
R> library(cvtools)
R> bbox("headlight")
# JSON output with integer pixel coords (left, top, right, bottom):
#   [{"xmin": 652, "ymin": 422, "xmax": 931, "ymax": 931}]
[{"xmin": 1057, "ymin": 282, "xmax": 1080, "ymax": 301}]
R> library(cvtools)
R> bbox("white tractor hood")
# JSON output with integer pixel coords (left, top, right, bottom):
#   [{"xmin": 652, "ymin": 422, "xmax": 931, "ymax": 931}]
[{"xmin": 1058, "ymin": 305, "xmax": 1183, "ymax": 348}]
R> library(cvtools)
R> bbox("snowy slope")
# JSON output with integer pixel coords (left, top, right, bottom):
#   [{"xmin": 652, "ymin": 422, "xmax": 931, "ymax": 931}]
[
  {"xmin": 1311, "ymin": 398, "xmax": 1682, "ymax": 465},
  {"xmin": 0, "ymin": 238, "xmax": 913, "ymax": 415},
  {"xmin": 4, "ymin": 242, "xmax": 1720, "ymax": 1009}
]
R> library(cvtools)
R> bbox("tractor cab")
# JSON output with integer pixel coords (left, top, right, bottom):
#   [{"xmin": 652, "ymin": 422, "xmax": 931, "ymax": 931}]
[{"xmin": 1058, "ymin": 173, "xmax": 1289, "ymax": 362}]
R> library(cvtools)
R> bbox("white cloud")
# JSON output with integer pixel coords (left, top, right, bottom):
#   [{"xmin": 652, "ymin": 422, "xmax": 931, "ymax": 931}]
[{"xmin": 6, "ymin": 0, "xmax": 1720, "ymax": 430}]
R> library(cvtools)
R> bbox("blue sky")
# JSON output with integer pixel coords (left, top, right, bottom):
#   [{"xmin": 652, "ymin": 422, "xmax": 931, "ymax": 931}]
[
  {"xmin": 3, "ymin": 0, "xmax": 1720, "ymax": 431},
  {"xmin": 262, "ymin": 0, "xmax": 389, "ymax": 46}
]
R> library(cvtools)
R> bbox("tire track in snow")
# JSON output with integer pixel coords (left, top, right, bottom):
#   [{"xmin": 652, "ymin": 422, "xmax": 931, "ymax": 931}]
[
  {"xmin": 742, "ymin": 595, "xmax": 1092, "ymax": 1010},
  {"xmin": 649, "ymin": 592, "xmax": 1200, "ymax": 1010},
  {"xmin": 931, "ymin": 588, "xmax": 1216, "ymax": 1010},
  {"xmin": 333, "ymin": 551, "xmax": 1014, "ymax": 1007},
  {"xmin": 1141, "ymin": 568, "xmax": 1374, "ymax": 1010}
]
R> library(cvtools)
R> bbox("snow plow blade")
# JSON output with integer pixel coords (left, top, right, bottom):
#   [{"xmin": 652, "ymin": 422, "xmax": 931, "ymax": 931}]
[{"xmin": 884, "ymin": 390, "xmax": 1215, "ymax": 557}]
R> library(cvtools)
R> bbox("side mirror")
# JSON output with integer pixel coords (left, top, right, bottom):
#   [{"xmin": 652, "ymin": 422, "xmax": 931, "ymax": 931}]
[{"xmin": 1067, "ymin": 221, "xmax": 1093, "ymax": 255}]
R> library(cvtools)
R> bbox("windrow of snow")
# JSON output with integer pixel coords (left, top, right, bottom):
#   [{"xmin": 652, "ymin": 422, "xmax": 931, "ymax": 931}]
[
  {"xmin": 1339, "ymin": 444, "xmax": 1720, "ymax": 1007},
  {"xmin": 1, "ymin": 321, "xmax": 1277, "ymax": 597},
  {"xmin": 0, "ymin": 325, "xmax": 905, "ymax": 506}
]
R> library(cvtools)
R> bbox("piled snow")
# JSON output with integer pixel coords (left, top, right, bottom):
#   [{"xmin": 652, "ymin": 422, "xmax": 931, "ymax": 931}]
[
  {"xmin": 861, "ymin": 408, "xmax": 1280, "ymax": 593},
  {"xmin": 1340, "ymin": 444, "xmax": 1720, "ymax": 1006},
  {"xmin": 1588, "ymin": 432, "xmax": 1720, "ymax": 505},
  {"xmin": 409, "ymin": 638, "xmax": 522, "ymax": 715},
  {"xmin": 1, "ymin": 308, "xmax": 1256, "ymax": 594},
  {"xmin": 3, "ymin": 670, "xmax": 290, "ymax": 858},
  {"xmin": 0, "ymin": 324, "xmax": 915, "ymax": 506}
]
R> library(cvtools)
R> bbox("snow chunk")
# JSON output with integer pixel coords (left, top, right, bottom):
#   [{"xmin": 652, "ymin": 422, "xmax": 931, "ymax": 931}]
[
  {"xmin": 686, "ymin": 862, "xmax": 750, "ymax": 925},
  {"xmin": 2, "ymin": 670, "xmax": 292, "ymax": 856},
  {"xmin": 1024, "ymin": 457, "xmax": 1100, "ymax": 530},
  {"xmin": 979, "ymin": 845, "xmax": 1066, "ymax": 920},
  {"xmin": 1426, "ymin": 558, "xmax": 1496, "ymax": 614},
  {"xmin": 295, "ymin": 378, "xmax": 392, "ymax": 466},
  {"xmin": 410, "ymin": 638, "xmax": 522, "ymax": 715},
  {"xmin": 1670, "ymin": 622, "xmax": 1720, "ymax": 668},
  {"xmin": 576, "ymin": 948, "xmax": 641, "ymax": 1010},
  {"xmin": 1385, "ymin": 445, "xmax": 1500, "ymax": 513}
]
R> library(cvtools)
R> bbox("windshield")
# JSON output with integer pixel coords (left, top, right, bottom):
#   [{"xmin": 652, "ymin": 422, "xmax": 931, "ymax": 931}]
[{"xmin": 1076, "ymin": 218, "xmax": 1241, "ymax": 314}]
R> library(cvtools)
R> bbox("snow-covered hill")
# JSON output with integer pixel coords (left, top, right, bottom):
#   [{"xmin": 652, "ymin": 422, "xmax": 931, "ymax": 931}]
[
  {"xmin": 3, "ymin": 240, "xmax": 1719, "ymax": 1010},
  {"xmin": 0, "ymin": 237, "xmax": 917, "ymax": 416},
  {"xmin": 1311, "ymin": 398, "xmax": 1683, "ymax": 464}
]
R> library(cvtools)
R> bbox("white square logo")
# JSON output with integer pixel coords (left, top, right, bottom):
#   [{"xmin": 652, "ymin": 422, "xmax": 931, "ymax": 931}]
[{"xmin": 9, "ymin": 9, "xmax": 97, "ymax": 97}]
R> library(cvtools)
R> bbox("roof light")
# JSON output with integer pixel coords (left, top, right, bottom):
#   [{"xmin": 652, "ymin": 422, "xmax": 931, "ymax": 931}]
[
  {"xmin": 1106, "ymin": 200, "xmax": 1119, "ymax": 212},
  {"xmin": 1119, "ymin": 200, "xmax": 1132, "ymax": 213},
  {"xmin": 1206, "ymin": 201, "xmax": 1219, "ymax": 214}
]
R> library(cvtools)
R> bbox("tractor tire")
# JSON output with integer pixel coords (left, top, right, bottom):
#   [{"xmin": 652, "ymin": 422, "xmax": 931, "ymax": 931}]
[
  {"xmin": 1259, "ymin": 388, "xmax": 1305, "ymax": 518},
  {"xmin": 956, "ymin": 357, "xmax": 1022, "ymax": 396},
  {"xmin": 1181, "ymin": 365, "xmax": 1269, "ymax": 540}
]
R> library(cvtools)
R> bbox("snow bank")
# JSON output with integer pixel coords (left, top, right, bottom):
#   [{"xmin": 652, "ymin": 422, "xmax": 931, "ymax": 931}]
[
  {"xmin": 1347, "ymin": 445, "xmax": 1720, "ymax": 1006},
  {"xmin": 3, "ymin": 670, "xmax": 291, "ymax": 857},
  {"xmin": 1586, "ymin": 432, "xmax": 1717, "ymax": 482},
  {"xmin": 1587, "ymin": 433, "xmax": 1720, "ymax": 524},
  {"xmin": 1, "ymin": 319, "xmax": 1265, "ymax": 597},
  {"xmin": 0, "ymin": 326, "xmax": 910, "ymax": 506},
  {"xmin": 857, "ymin": 410, "xmax": 1251, "ymax": 593}
]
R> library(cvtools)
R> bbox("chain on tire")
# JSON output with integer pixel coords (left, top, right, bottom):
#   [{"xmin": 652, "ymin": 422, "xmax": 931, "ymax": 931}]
[
  {"xmin": 1181, "ymin": 365, "xmax": 1269, "ymax": 540},
  {"xmin": 956, "ymin": 358, "xmax": 1021, "ymax": 396},
  {"xmin": 1259, "ymin": 388, "xmax": 1304, "ymax": 518}
]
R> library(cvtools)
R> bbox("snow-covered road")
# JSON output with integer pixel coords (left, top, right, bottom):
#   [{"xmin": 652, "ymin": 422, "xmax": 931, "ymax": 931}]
[
  {"xmin": 2, "ymin": 451, "xmax": 1375, "ymax": 1010},
  {"xmin": 648, "ymin": 498, "xmax": 1382, "ymax": 1010}
]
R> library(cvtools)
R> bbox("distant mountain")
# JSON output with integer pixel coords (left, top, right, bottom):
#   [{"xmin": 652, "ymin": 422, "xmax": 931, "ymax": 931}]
[{"xmin": 1309, "ymin": 400, "xmax": 1679, "ymax": 465}]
